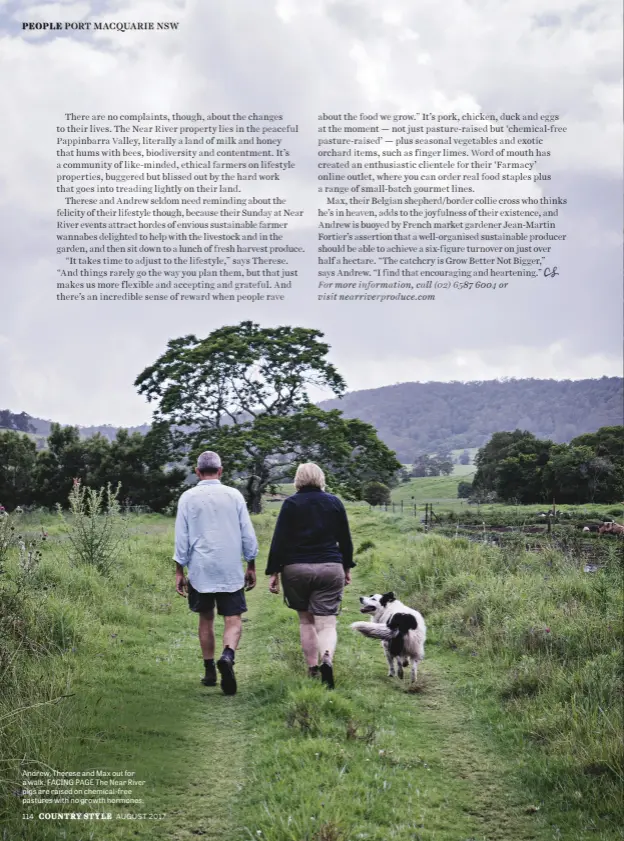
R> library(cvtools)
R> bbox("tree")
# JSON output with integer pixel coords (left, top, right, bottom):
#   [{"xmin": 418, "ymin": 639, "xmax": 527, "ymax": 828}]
[
  {"xmin": 134, "ymin": 322, "xmax": 400, "ymax": 513},
  {"xmin": 0, "ymin": 431, "xmax": 37, "ymax": 509},
  {"xmin": 472, "ymin": 426, "xmax": 624, "ymax": 505},
  {"xmin": 570, "ymin": 426, "xmax": 624, "ymax": 467},
  {"xmin": 459, "ymin": 449, "xmax": 471, "ymax": 465},
  {"xmin": 28, "ymin": 423, "xmax": 184, "ymax": 512},
  {"xmin": 457, "ymin": 480, "xmax": 472, "ymax": 499},
  {"xmin": 438, "ymin": 459, "xmax": 454, "ymax": 476},
  {"xmin": 411, "ymin": 453, "xmax": 453, "ymax": 477},
  {"xmin": 88, "ymin": 426, "xmax": 187, "ymax": 512},
  {"xmin": 472, "ymin": 430, "xmax": 552, "ymax": 496},
  {"xmin": 495, "ymin": 453, "xmax": 547, "ymax": 504},
  {"xmin": 33, "ymin": 424, "xmax": 89, "ymax": 509},
  {"xmin": 362, "ymin": 481, "xmax": 391, "ymax": 506}
]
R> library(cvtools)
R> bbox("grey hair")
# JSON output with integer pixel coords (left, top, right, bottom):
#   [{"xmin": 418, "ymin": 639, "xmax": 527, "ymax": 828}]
[
  {"xmin": 197, "ymin": 451, "xmax": 222, "ymax": 473},
  {"xmin": 294, "ymin": 462, "xmax": 325, "ymax": 491}
]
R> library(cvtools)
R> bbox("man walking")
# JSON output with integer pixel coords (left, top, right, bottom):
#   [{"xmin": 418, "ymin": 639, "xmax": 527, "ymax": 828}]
[{"xmin": 174, "ymin": 451, "xmax": 258, "ymax": 695}]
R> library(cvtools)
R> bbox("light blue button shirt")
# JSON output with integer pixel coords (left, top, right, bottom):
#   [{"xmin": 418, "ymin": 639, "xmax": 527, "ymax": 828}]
[{"xmin": 173, "ymin": 480, "xmax": 258, "ymax": 593}]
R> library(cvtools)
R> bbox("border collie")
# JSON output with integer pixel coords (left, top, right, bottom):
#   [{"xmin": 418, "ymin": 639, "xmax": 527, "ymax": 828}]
[{"xmin": 351, "ymin": 592, "xmax": 426, "ymax": 682}]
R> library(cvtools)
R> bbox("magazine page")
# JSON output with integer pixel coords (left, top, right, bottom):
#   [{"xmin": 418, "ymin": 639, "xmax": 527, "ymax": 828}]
[{"xmin": 1, "ymin": 1, "xmax": 623, "ymax": 840}]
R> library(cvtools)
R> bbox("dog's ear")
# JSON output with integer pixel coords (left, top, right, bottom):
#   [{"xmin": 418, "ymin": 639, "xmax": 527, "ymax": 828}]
[
  {"xmin": 380, "ymin": 592, "xmax": 396, "ymax": 606},
  {"xmin": 388, "ymin": 613, "xmax": 417, "ymax": 634}
]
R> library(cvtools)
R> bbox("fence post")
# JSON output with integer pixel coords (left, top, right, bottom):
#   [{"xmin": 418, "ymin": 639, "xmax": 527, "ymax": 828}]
[
  {"xmin": 392, "ymin": 502, "xmax": 395, "ymax": 513},
  {"xmin": 401, "ymin": 500, "xmax": 404, "ymax": 513}
]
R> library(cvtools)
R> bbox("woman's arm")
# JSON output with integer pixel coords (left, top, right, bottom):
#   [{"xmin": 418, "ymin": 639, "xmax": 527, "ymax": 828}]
[
  {"xmin": 336, "ymin": 500, "xmax": 355, "ymax": 570},
  {"xmin": 265, "ymin": 499, "xmax": 294, "ymax": 575}
]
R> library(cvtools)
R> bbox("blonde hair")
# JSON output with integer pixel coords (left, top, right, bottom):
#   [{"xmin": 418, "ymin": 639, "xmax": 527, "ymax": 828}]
[{"xmin": 294, "ymin": 462, "xmax": 326, "ymax": 491}]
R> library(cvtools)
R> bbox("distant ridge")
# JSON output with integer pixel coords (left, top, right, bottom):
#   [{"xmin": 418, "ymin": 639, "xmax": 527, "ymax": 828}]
[{"xmin": 2, "ymin": 377, "xmax": 622, "ymax": 461}]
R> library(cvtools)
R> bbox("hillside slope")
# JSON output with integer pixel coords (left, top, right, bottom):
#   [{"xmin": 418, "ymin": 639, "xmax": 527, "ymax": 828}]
[{"xmin": 319, "ymin": 377, "xmax": 623, "ymax": 461}]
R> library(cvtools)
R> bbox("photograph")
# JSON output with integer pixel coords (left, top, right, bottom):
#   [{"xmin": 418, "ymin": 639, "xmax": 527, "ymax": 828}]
[{"xmin": 0, "ymin": 1, "xmax": 622, "ymax": 839}]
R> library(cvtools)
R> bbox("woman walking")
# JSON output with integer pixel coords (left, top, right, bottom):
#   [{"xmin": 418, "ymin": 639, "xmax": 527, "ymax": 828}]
[{"xmin": 266, "ymin": 462, "xmax": 354, "ymax": 688}]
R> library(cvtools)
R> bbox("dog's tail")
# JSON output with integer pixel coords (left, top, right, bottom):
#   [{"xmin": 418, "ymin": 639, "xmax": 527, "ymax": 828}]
[{"xmin": 350, "ymin": 621, "xmax": 397, "ymax": 641}]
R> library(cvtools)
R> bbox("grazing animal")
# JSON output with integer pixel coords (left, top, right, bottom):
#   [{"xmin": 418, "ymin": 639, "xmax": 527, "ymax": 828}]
[
  {"xmin": 599, "ymin": 522, "xmax": 624, "ymax": 535},
  {"xmin": 351, "ymin": 592, "xmax": 426, "ymax": 683}
]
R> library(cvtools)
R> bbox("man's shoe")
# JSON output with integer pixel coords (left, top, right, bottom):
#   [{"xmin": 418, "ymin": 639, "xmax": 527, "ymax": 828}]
[
  {"xmin": 320, "ymin": 651, "xmax": 334, "ymax": 690},
  {"xmin": 217, "ymin": 652, "xmax": 237, "ymax": 696},
  {"xmin": 308, "ymin": 665, "xmax": 320, "ymax": 679},
  {"xmin": 201, "ymin": 662, "xmax": 217, "ymax": 687}
]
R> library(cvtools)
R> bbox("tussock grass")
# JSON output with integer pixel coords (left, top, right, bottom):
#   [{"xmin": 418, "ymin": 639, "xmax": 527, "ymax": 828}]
[{"xmin": 353, "ymin": 510, "xmax": 624, "ymax": 833}]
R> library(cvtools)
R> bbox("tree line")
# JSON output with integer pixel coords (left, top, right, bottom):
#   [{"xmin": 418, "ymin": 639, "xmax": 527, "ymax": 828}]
[
  {"xmin": 463, "ymin": 426, "xmax": 624, "ymax": 504},
  {"xmin": 0, "ymin": 423, "xmax": 187, "ymax": 512}
]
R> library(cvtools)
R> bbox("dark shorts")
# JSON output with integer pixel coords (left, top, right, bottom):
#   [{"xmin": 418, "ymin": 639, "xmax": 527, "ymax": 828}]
[
  {"xmin": 187, "ymin": 582, "xmax": 247, "ymax": 617},
  {"xmin": 281, "ymin": 562, "xmax": 345, "ymax": 616}
]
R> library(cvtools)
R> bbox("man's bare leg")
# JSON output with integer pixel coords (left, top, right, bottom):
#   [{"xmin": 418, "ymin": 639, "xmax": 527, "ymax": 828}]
[
  {"xmin": 199, "ymin": 612, "xmax": 217, "ymax": 686},
  {"xmin": 223, "ymin": 614, "xmax": 243, "ymax": 652},
  {"xmin": 198, "ymin": 612, "xmax": 215, "ymax": 659}
]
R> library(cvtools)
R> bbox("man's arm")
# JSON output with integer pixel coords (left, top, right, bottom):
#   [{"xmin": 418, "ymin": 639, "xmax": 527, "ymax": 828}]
[
  {"xmin": 173, "ymin": 495, "xmax": 189, "ymax": 596},
  {"xmin": 238, "ymin": 495, "xmax": 259, "ymax": 563},
  {"xmin": 237, "ymin": 494, "xmax": 259, "ymax": 589}
]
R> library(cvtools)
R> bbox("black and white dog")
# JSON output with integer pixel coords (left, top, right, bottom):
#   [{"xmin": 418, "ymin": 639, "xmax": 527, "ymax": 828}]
[{"xmin": 351, "ymin": 592, "xmax": 426, "ymax": 682}]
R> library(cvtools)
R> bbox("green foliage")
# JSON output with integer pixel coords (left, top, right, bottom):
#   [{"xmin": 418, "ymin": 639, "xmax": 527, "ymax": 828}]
[
  {"xmin": 361, "ymin": 481, "xmax": 391, "ymax": 506},
  {"xmin": 57, "ymin": 480, "xmax": 129, "ymax": 575},
  {"xmin": 0, "ymin": 430, "xmax": 38, "ymax": 509},
  {"xmin": 457, "ymin": 480, "xmax": 473, "ymax": 499},
  {"xmin": 135, "ymin": 322, "xmax": 400, "ymax": 512},
  {"xmin": 473, "ymin": 426, "xmax": 624, "ymax": 504},
  {"xmin": 0, "ymin": 423, "xmax": 185, "ymax": 513}
]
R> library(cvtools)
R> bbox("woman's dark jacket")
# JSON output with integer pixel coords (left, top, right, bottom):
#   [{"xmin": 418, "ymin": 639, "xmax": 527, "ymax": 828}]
[{"xmin": 265, "ymin": 486, "xmax": 355, "ymax": 575}]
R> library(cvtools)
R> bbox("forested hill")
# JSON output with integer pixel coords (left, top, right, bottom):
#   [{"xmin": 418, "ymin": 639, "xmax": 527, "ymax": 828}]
[{"xmin": 319, "ymin": 377, "xmax": 623, "ymax": 462}]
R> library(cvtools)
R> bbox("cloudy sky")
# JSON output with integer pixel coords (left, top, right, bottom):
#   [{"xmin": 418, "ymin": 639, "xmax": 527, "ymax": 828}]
[{"xmin": 0, "ymin": 0, "xmax": 622, "ymax": 427}]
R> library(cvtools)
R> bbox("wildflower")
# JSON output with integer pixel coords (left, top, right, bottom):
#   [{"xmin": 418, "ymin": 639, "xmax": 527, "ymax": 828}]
[{"xmin": 544, "ymin": 628, "xmax": 551, "ymax": 633}]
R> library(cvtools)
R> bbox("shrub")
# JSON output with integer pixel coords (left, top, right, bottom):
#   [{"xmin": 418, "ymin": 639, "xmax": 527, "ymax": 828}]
[
  {"xmin": 57, "ymin": 480, "xmax": 128, "ymax": 575},
  {"xmin": 362, "ymin": 481, "xmax": 391, "ymax": 506}
]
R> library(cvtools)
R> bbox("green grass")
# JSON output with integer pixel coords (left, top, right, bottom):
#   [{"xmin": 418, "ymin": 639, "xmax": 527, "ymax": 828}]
[
  {"xmin": 391, "ymin": 475, "xmax": 470, "ymax": 506},
  {"xmin": 1, "ymin": 507, "xmax": 622, "ymax": 840}
]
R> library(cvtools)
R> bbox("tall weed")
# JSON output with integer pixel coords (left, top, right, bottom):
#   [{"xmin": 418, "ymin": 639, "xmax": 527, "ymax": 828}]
[{"xmin": 57, "ymin": 479, "xmax": 128, "ymax": 575}]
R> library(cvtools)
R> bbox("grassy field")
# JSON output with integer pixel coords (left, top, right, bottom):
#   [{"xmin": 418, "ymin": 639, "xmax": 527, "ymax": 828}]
[
  {"xmin": 390, "ymin": 476, "xmax": 470, "ymax": 506},
  {"xmin": 1, "ymin": 507, "xmax": 622, "ymax": 840}
]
